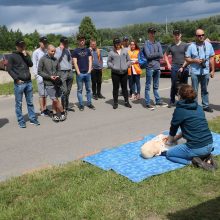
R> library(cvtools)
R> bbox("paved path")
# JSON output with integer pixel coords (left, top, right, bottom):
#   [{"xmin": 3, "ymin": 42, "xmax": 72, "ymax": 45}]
[{"xmin": 0, "ymin": 74, "xmax": 220, "ymax": 181}]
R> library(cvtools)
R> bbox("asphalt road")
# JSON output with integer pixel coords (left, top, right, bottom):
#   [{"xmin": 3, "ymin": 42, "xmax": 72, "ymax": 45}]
[{"xmin": 0, "ymin": 74, "xmax": 220, "ymax": 181}]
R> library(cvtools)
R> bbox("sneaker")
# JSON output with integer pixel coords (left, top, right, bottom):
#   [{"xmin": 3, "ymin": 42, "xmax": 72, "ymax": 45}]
[
  {"xmin": 66, "ymin": 107, "xmax": 75, "ymax": 112},
  {"xmin": 97, "ymin": 94, "xmax": 105, "ymax": 99},
  {"xmin": 192, "ymin": 157, "xmax": 214, "ymax": 171},
  {"xmin": 113, "ymin": 103, "xmax": 118, "ymax": 109},
  {"xmin": 167, "ymin": 103, "xmax": 176, "ymax": 108},
  {"xmin": 19, "ymin": 123, "xmax": 26, "ymax": 128},
  {"xmin": 156, "ymin": 102, "xmax": 168, "ymax": 107},
  {"xmin": 204, "ymin": 154, "xmax": 218, "ymax": 170},
  {"xmin": 93, "ymin": 95, "xmax": 98, "ymax": 100},
  {"xmin": 59, "ymin": 112, "xmax": 67, "ymax": 121},
  {"xmin": 125, "ymin": 102, "xmax": 132, "ymax": 108},
  {"xmin": 30, "ymin": 120, "xmax": 40, "ymax": 126},
  {"xmin": 146, "ymin": 104, "xmax": 155, "ymax": 111},
  {"xmin": 79, "ymin": 105, "xmax": 84, "ymax": 111},
  {"xmin": 52, "ymin": 114, "xmax": 60, "ymax": 123},
  {"xmin": 88, "ymin": 104, "xmax": 96, "ymax": 110},
  {"xmin": 203, "ymin": 107, "xmax": 213, "ymax": 113}
]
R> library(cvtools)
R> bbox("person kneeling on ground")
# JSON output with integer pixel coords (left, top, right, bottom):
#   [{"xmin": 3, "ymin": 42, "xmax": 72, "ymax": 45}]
[
  {"xmin": 165, "ymin": 84, "xmax": 217, "ymax": 170},
  {"xmin": 38, "ymin": 45, "xmax": 67, "ymax": 123}
]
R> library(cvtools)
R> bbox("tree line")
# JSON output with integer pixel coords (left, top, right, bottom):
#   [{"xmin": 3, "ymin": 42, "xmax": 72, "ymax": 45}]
[{"xmin": 1, "ymin": 15, "xmax": 220, "ymax": 52}]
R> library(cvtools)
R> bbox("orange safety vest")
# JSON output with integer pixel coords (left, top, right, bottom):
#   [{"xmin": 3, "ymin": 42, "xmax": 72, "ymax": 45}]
[
  {"xmin": 89, "ymin": 47, "xmax": 101, "ymax": 62},
  {"xmin": 128, "ymin": 50, "xmax": 142, "ymax": 75}
]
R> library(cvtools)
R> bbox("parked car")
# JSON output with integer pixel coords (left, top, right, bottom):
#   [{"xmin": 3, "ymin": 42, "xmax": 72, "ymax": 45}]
[
  {"xmin": 100, "ymin": 49, "xmax": 108, "ymax": 68},
  {"xmin": 160, "ymin": 44, "xmax": 172, "ymax": 76},
  {"xmin": 0, "ymin": 54, "xmax": 10, "ymax": 71},
  {"xmin": 210, "ymin": 41, "xmax": 220, "ymax": 70}
]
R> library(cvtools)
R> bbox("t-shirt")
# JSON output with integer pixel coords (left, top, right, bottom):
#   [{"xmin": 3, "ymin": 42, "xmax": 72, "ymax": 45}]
[
  {"xmin": 185, "ymin": 41, "xmax": 215, "ymax": 75},
  {"xmin": 72, "ymin": 48, "xmax": 92, "ymax": 73},
  {"xmin": 166, "ymin": 42, "xmax": 188, "ymax": 65},
  {"xmin": 32, "ymin": 48, "xmax": 47, "ymax": 76},
  {"xmin": 55, "ymin": 47, "xmax": 72, "ymax": 71}
]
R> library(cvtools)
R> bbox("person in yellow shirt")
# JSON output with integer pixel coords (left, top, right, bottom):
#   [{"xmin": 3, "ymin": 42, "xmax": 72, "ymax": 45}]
[{"xmin": 128, "ymin": 40, "xmax": 142, "ymax": 100}]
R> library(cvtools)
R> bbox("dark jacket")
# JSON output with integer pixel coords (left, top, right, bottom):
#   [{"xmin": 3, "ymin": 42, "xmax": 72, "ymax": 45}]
[
  {"xmin": 7, "ymin": 51, "xmax": 33, "ymax": 82},
  {"xmin": 38, "ymin": 54, "xmax": 61, "ymax": 86},
  {"xmin": 169, "ymin": 100, "xmax": 213, "ymax": 149}
]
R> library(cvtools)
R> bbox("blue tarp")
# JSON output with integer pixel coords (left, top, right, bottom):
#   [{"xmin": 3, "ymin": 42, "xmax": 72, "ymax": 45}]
[{"xmin": 83, "ymin": 132, "xmax": 220, "ymax": 182}]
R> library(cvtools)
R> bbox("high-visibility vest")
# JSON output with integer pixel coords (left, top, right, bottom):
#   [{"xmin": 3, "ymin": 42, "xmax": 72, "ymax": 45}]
[
  {"xmin": 128, "ymin": 50, "xmax": 142, "ymax": 75},
  {"xmin": 89, "ymin": 47, "xmax": 101, "ymax": 63}
]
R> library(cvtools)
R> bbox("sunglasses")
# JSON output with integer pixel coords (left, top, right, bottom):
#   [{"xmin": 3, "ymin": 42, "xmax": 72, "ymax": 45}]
[{"xmin": 196, "ymin": 34, "xmax": 205, "ymax": 37}]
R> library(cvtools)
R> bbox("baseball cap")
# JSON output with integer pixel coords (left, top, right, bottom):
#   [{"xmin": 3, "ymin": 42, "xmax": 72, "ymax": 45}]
[
  {"xmin": 113, "ymin": 38, "xmax": 121, "ymax": 45},
  {"xmin": 60, "ymin": 36, "xmax": 68, "ymax": 43},
  {"xmin": 123, "ymin": 36, "xmax": 129, "ymax": 41},
  {"xmin": 39, "ymin": 36, "xmax": 48, "ymax": 43},
  {"xmin": 15, "ymin": 39, "xmax": 25, "ymax": 46},
  {"xmin": 173, "ymin": 30, "xmax": 181, "ymax": 35},
  {"xmin": 148, "ymin": 27, "xmax": 156, "ymax": 33}
]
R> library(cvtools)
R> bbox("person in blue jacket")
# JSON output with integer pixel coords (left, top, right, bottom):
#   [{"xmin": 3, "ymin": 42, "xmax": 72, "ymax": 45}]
[{"xmin": 165, "ymin": 84, "xmax": 216, "ymax": 170}]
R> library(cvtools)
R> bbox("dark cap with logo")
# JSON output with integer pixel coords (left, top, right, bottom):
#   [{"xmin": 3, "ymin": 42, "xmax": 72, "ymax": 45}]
[
  {"xmin": 123, "ymin": 36, "xmax": 129, "ymax": 41},
  {"xmin": 39, "ymin": 36, "xmax": 48, "ymax": 43},
  {"xmin": 173, "ymin": 30, "xmax": 181, "ymax": 35},
  {"xmin": 15, "ymin": 39, "xmax": 26, "ymax": 46},
  {"xmin": 60, "ymin": 36, "xmax": 69, "ymax": 43},
  {"xmin": 113, "ymin": 38, "xmax": 121, "ymax": 45},
  {"xmin": 148, "ymin": 27, "xmax": 156, "ymax": 33}
]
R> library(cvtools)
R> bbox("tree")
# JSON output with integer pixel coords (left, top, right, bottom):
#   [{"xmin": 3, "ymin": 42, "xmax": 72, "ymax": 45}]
[{"xmin": 78, "ymin": 16, "xmax": 98, "ymax": 47}]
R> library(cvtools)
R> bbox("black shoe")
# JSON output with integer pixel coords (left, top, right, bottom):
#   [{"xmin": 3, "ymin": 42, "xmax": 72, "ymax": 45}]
[
  {"xmin": 66, "ymin": 107, "xmax": 75, "ymax": 112},
  {"xmin": 79, "ymin": 105, "xmax": 84, "ymax": 111},
  {"xmin": 203, "ymin": 154, "xmax": 218, "ymax": 170},
  {"xmin": 192, "ymin": 157, "xmax": 214, "ymax": 171},
  {"xmin": 97, "ymin": 94, "xmax": 105, "ymax": 99},
  {"xmin": 88, "ymin": 104, "xmax": 96, "ymax": 110},
  {"xmin": 59, "ymin": 112, "xmax": 67, "ymax": 121},
  {"xmin": 125, "ymin": 102, "xmax": 132, "ymax": 108},
  {"xmin": 155, "ymin": 102, "xmax": 168, "ymax": 107},
  {"xmin": 93, "ymin": 95, "xmax": 98, "ymax": 100},
  {"xmin": 113, "ymin": 103, "xmax": 118, "ymax": 109},
  {"xmin": 146, "ymin": 104, "xmax": 155, "ymax": 111},
  {"xmin": 167, "ymin": 103, "xmax": 176, "ymax": 108},
  {"xmin": 203, "ymin": 107, "xmax": 213, "ymax": 113}
]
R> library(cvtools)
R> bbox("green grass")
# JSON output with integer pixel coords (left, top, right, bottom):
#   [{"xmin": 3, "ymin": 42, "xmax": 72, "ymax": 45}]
[
  {"xmin": 0, "ymin": 124, "xmax": 220, "ymax": 219},
  {"xmin": 0, "ymin": 68, "xmax": 145, "ymax": 95},
  {"xmin": 0, "ymin": 80, "xmax": 38, "ymax": 96}
]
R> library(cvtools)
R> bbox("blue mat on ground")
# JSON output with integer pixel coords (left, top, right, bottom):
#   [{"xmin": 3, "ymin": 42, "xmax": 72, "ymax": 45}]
[{"xmin": 83, "ymin": 132, "xmax": 220, "ymax": 182}]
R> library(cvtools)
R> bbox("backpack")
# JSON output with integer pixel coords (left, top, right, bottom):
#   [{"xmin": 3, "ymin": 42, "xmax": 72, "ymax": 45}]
[{"xmin": 138, "ymin": 47, "xmax": 147, "ymax": 69}]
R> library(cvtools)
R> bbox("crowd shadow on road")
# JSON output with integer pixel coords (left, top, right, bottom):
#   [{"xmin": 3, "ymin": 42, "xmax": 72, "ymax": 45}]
[
  {"xmin": 0, "ymin": 118, "xmax": 9, "ymax": 128},
  {"xmin": 23, "ymin": 113, "xmax": 41, "ymax": 122},
  {"xmin": 167, "ymin": 196, "xmax": 220, "ymax": 220}
]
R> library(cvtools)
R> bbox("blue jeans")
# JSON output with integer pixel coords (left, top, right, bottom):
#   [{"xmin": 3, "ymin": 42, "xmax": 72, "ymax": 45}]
[
  {"xmin": 166, "ymin": 143, "xmax": 213, "ymax": 165},
  {"xmin": 145, "ymin": 68, "xmax": 161, "ymax": 105},
  {"xmin": 14, "ymin": 81, "xmax": 36, "ymax": 125},
  {"xmin": 191, "ymin": 73, "xmax": 209, "ymax": 108},
  {"xmin": 76, "ymin": 73, "xmax": 92, "ymax": 106},
  {"xmin": 131, "ymin": 74, "xmax": 141, "ymax": 95},
  {"xmin": 170, "ymin": 65, "xmax": 188, "ymax": 104}
]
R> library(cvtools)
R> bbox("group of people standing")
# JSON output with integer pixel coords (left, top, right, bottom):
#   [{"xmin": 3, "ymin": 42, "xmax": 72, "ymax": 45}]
[{"xmin": 7, "ymin": 27, "xmax": 215, "ymax": 128}]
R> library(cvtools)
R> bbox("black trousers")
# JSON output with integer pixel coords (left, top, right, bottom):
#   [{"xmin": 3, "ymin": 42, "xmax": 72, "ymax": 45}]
[
  {"xmin": 111, "ymin": 71, "xmax": 128, "ymax": 104},
  {"xmin": 91, "ymin": 69, "xmax": 102, "ymax": 96},
  {"xmin": 60, "ymin": 70, "xmax": 74, "ymax": 109}
]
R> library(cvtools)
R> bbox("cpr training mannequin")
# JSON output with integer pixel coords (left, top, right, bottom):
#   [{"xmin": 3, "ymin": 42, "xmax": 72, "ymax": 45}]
[{"xmin": 141, "ymin": 134, "xmax": 178, "ymax": 159}]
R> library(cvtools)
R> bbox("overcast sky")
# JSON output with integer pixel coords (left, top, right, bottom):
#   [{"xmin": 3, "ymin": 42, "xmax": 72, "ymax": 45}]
[{"xmin": 0, "ymin": 0, "xmax": 219, "ymax": 35}]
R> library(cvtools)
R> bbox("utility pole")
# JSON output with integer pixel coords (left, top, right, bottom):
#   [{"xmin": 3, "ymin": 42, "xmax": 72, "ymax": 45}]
[{"xmin": 166, "ymin": 16, "xmax": 168, "ymax": 34}]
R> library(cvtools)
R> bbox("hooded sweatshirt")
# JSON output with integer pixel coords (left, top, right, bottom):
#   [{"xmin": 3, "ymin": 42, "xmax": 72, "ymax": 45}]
[
  {"xmin": 107, "ymin": 48, "xmax": 131, "ymax": 74},
  {"xmin": 169, "ymin": 100, "xmax": 213, "ymax": 149},
  {"xmin": 7, "ymin": 51, "xmax": 33, "ymax": 82}
]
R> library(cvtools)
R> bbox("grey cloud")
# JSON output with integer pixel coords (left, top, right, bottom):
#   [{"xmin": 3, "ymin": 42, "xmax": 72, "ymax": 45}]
[{"xmin": 0, "ymin": 0, "xmax": 197, "ymax": 12}]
